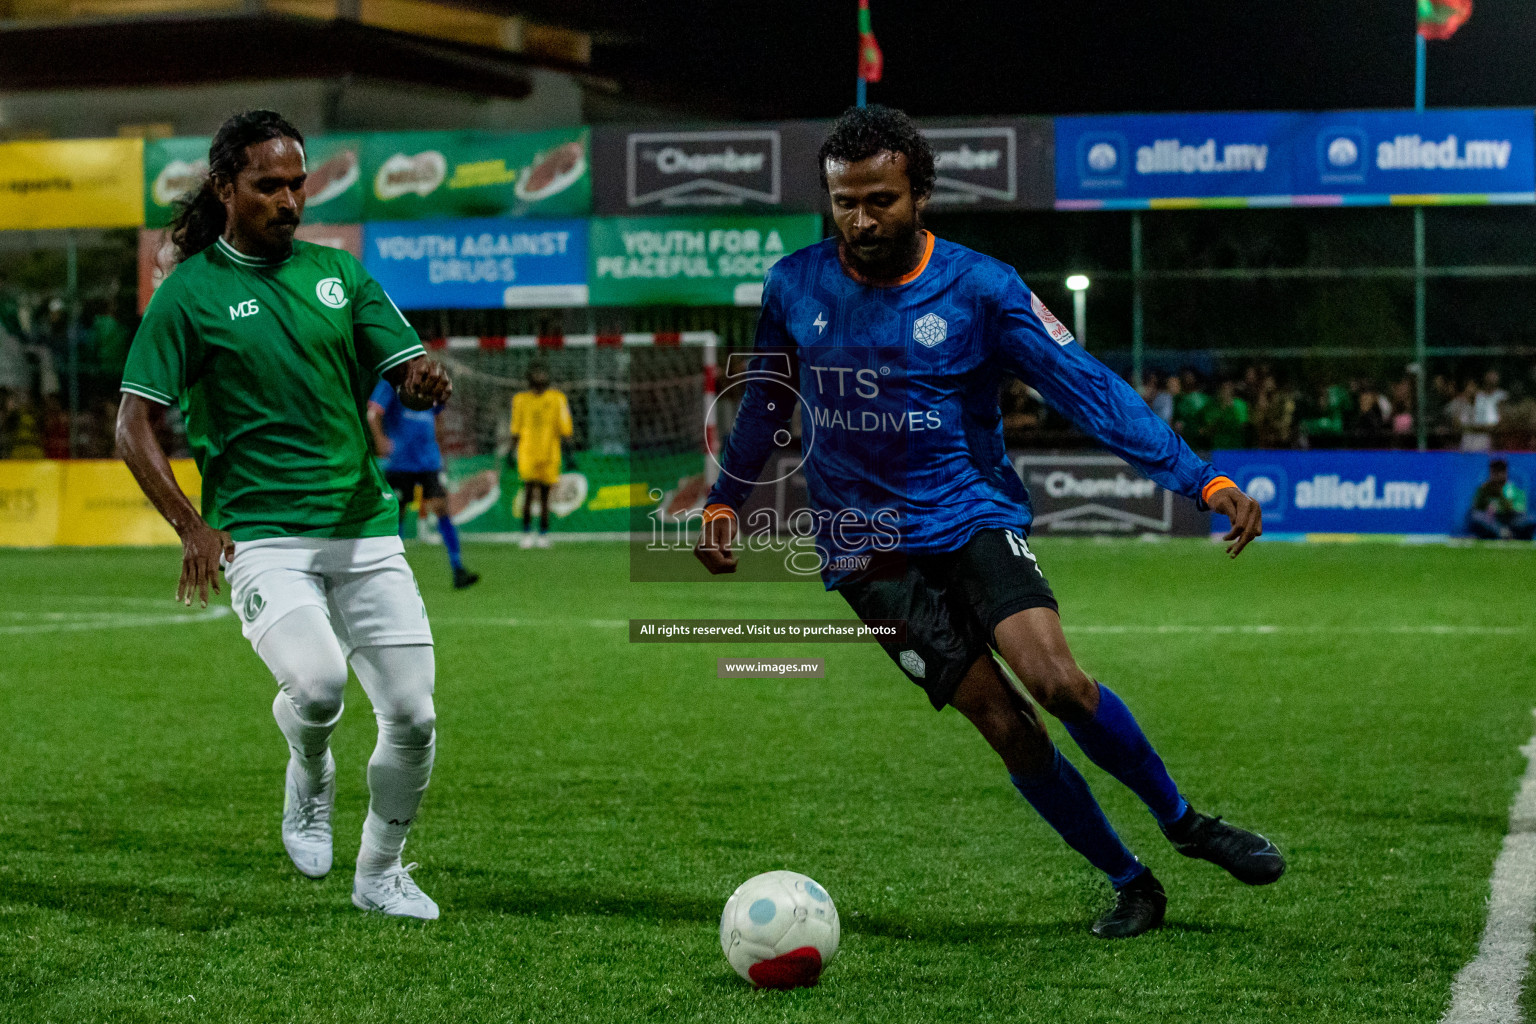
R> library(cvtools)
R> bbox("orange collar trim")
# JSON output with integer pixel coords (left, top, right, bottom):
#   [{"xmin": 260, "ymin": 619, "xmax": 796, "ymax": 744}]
[{"xmin": 839, "ymin": 231, "xmax": 935, "ymax": 288}]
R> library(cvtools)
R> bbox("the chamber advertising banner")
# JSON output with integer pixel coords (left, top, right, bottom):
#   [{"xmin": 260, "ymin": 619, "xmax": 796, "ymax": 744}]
[
  {"xmin": 592, "ymin": 122, "xmax": 828, "ymax": 213},
  {"xmin": 593, "ymin": 118, "xmax": 1053, "ymax": 213},
  {"xmin": 1011, "ymin": 452, "xmax": 1211, "ymax": 537},
  {"xmin": 920, "ymin": 118, "xmax": 1055, "ymax": 209}
]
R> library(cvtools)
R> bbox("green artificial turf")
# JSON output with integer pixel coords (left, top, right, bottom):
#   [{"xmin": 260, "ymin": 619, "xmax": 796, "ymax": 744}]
[{"xmin": 0, "ymin": 539, "xmax": 1531, "ymax": 1023}]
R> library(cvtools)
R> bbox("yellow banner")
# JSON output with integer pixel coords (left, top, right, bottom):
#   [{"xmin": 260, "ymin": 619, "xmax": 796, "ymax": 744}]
[
  {"xmin": 0, "ymin": 459, "xmax": 199, "ymax": 546},
  {"xmin": 0, "ymin": 461, "xmax": 63, "ymax": 547},
  {"xmin": 0, "ymin": 139, "xmax": 145, "ymax": 230},
  {"xmin": 55, "ymin": 459, "xmax": 200, "ymax": 546}
]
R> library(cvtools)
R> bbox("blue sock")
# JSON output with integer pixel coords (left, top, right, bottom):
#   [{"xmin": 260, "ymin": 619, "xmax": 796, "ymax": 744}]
[
  {"xmin": 1011, "ymin": 748, "xmax": 1144, "ymax": 889},
  {"xmin": 437, "ymin": 515, "xmax": 464, "ymax": 571},
  {"xmin": 1063, "ymin": 683, "xmax": 1188, "ymax": 828}
]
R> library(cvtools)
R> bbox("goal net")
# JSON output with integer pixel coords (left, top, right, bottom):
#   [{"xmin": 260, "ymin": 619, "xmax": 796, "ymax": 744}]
[{"xmin": 423, "ymin": 332, "xmax": 718, "ymax": 539}]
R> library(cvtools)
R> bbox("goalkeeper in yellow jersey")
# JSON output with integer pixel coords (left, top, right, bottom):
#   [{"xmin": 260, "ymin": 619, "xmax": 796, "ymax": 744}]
[{"xmin": 510, "ymin": 366, "xmax": 573, "ymax": 549}]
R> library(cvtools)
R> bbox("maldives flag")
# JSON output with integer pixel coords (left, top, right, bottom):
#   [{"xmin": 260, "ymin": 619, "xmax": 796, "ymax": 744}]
[
  {"xmin": 858, "ymin": 0, "xmax": 883, "ymax": 82},
  {"xmin": 1418, "ymin": 0, "xmax": 1472, "ymax": 40}
]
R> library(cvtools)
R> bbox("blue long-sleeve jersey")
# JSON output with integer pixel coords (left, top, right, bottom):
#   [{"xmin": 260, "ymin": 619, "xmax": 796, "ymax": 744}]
[{"xmin": 705, "ymin": 234, "xmax": 1219, "ymax": 588}]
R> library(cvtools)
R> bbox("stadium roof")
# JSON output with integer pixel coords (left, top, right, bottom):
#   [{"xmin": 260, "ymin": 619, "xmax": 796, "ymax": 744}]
[
  {"xmin": 0, "ymin": 14, "xmax": 601, "ymax": 98},
  {"xmin": 4, "ymin": 0, "xmax": 1536, "ymax": 123}
]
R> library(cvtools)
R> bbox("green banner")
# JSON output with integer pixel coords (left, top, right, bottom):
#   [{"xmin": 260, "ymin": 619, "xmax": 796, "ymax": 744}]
[
  {"xmin": 143, "ymin": 137, "xmax": 208, "ymax": 229},
  {"xmin": 300, "ymin": 136, "xmax": 365, "ymax": 224},
  {"xmin": 439, "ymin": 450, "xmax": 703, "ymax": 537},
  {"xmin": 144, "ymin": 135, "xmax": 364, "ymax": 228},
  {"xmin": 588, "ymin": 213, "xmax": 822, "ymax": 307},
  {"xmin": 361, "ymin": 127, "xmax": 590, "ymax": 221}
]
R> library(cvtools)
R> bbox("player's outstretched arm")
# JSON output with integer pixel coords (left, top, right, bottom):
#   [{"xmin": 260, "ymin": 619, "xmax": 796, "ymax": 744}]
[
  {"xmin": 116, "ymin": 394, "xmax": 234, "ymax": 607},
  {"xmin": 1206, "ymin": 483, "xmax": 1263, "ymax": 558},
  {"xmin": 695, "ymin": 268, "xmax": 798, "ymax": 574},
  {"xmin": 386, "ymin": 356, "xmax": 452, "ymax": 411},
  {"xmin": 994, "ymin": 275, "xmax": 1260, "ymax": 557}
]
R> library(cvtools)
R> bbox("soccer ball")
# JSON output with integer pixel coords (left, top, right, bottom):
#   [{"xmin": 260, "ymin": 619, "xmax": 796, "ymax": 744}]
[{"xmin": 719, "ymin": 870, "xmax": 840, "ymax": 989}]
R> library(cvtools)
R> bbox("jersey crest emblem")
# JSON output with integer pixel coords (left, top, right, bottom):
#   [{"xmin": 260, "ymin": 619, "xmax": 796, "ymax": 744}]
[
  {"xmin": 899, "ymin": 649, "xmax": 926, "ymax": 678},
  {"xmin": 1031, "ymin": 292, "xmax": 1074, "ymax": 345},
  {"xmin": 242, "ymin": 590, "xmax": 266, "ymax": 622},
  {"xmin": 912, "ymin": 312, "xmax": 947, "ymax": 348},
  {"xmin": 316, "ymin": 278, "xmax": 348, "ymax": 309}
]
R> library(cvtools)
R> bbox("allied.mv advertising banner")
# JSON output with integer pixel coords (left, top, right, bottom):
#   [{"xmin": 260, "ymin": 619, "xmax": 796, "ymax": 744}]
[
  {"xmin": 1055, "ymin": 109, "xmax": 1535, "ymax": 208},
  {"xmin": 1214, "ymin": 449, "xmax": 1536, "ymax": 536}
]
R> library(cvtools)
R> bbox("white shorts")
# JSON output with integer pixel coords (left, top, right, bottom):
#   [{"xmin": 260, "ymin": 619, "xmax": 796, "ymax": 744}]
[{"xmin": 224, "ymin": 536, "xmax": 434, "ymax": 656}]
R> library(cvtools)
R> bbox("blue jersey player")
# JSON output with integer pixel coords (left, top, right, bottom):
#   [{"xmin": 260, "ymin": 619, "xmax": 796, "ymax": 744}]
[
  {"xmin": 367, "ymin": 380, "xmax": 479, "ymax": 590},
  {"xmin": 696, "ymin": 106, "xmax": 1282, "ymax": 939}
]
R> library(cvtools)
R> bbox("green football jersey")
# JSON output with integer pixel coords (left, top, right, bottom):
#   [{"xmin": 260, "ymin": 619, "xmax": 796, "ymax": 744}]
[{"xmin": 122, "ymin": 237, "xmax": 425, "ymax": 541}]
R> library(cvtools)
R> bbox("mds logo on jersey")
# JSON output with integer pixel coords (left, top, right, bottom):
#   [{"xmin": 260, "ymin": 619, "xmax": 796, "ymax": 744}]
[{"xmin": 229, "ymin": 299, "xmax": 259, "ymax": 320}]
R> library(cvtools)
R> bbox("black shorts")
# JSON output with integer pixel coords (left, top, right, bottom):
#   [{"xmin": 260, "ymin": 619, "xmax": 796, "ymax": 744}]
[
  {"xmin": 385, "ymin": 470, "xmax": 447, "ymax": 503},
  {"xmin": 836, "ymin": 528, "xmax": 1058, "ymax": 710}
]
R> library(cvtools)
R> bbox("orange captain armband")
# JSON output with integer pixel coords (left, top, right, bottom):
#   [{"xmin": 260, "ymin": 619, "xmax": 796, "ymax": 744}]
[
  {"xmin": 703, "ymin": 503, "xmax": 738, "ymax": 524},
  {"xmin": 1200, "ymin": 476, "xmax": 1238, "ymax": 505}
]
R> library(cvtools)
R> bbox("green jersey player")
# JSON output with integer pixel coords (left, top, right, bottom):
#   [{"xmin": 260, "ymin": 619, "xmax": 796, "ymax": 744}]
[{"xmin": 117, "ymin": 111, "xmax": 447, "ymax": 919}]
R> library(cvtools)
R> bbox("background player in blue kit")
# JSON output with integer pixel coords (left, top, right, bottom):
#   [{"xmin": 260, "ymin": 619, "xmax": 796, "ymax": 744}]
[
  {"xmin": 696, "ymin": 105, "xmax": 1281, "ymax": 939},
  {"xmin": 368, "ymin": 380, "xmax": 480, "ymax": 590}
]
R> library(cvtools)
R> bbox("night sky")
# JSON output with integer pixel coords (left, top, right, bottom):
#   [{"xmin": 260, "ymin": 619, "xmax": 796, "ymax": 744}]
[{"xmin": 514, "ymin": 0, "xmax": 1536, "ymax": 119}]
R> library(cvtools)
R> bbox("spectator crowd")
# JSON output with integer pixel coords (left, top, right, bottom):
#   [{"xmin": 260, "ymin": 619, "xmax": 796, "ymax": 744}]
[
  {"xmin": 1003, "ymin": 364, "xmax": 1536, "ymax": 454},
  {"xmin": 0, "ymin": 295, "xmax": 180, "ymax": 460},
  {"xmin": 0, "ymin": 289, "xmax": 1532, "ymax": 462}
]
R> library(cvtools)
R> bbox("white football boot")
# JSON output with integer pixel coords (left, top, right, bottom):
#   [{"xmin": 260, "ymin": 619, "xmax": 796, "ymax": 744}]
[
  {"xmin": 535, "ymin": 533, "xmax": 552, "ymax": 549},
  {"xmin": 352, "ymin": 862, "xmax": 440, "ymax": 920},
  {"xmin": 282, "ymin": 751, "xmax": 335, "ymax": 878},
  {"xmin": 518, "ymin": 532, "xmax": 535, "ymax": 550}
]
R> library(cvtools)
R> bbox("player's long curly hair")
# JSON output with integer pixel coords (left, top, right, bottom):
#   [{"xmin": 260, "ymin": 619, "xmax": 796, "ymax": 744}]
[
  {"xmin": 169, "ymin": 110, "xmax": 305, "ymax": 262},
  {"xmin": 818, "ymin": 104, "xmax": 936, "ymax": 199}
]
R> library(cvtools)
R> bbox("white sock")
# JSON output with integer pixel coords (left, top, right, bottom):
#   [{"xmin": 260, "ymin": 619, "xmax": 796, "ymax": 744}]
[
  {"xmin": 358, "ymin": 812, "xmax": 412, "ymax": 875},
  {"xmin": 350, "ymin": 644, "xmax": 436, "ymax": 877},
  {"xmin": 272, "ymin": 692, "xmax": 340, "ymax": 786}
]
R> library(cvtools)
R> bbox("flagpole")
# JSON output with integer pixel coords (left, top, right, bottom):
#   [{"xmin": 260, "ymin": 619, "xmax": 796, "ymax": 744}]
[
  {"xmin": 856, "ymin": 0, "xmax": 867, "ymax": 108},
  {"xmin": 1415, "ymin": 32, "xmax": 1426, "ymax": 111},
  {"xmin": 1413, "ymin": 28, "xmax": 1427, "ymax": 448}
]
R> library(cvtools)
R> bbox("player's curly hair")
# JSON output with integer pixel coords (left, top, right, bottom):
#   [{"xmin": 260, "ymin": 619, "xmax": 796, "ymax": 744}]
[
  {"xmin": 817, "ymin": 105, "xmax": 935, "ymax": 199},
  {"xmin": 169, "ymin": 110, "xmax": 305, "ymax": 262}
]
